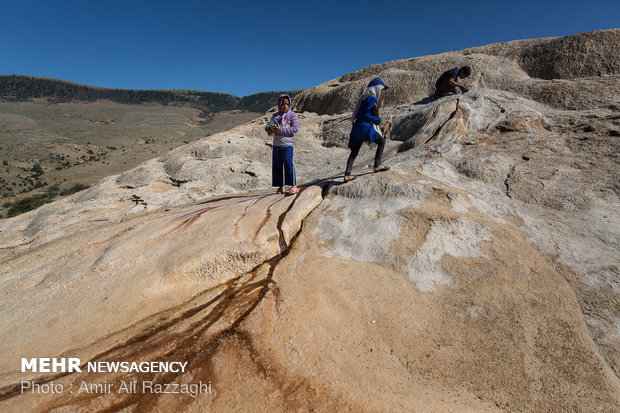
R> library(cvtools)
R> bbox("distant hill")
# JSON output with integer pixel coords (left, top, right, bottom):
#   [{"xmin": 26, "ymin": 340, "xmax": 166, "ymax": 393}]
[{"xmin": 0, "ymin": 75, "xmax": 302, "ymax": 113}]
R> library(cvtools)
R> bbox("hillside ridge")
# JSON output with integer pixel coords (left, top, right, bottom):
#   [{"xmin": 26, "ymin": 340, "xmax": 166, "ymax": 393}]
[{"xmin": 0, "ymin": 74, "xmax": 302, "ymax": 113}]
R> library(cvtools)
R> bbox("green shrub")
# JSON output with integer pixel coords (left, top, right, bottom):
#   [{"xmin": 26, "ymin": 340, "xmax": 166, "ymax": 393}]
[
  {"xmin": 7, "ymin": 193, "xmax": 53, "ymax": 217},
  {"xmin": 60, "ymin": 183, "xmax": 89, "ymax": 196},
  {"xmin": 3, "ymin": 185, "xmax": 67, "ymax": 217},
  {"xmin": 31, "ymin": 163, "xmax": 43, "ymax": 175}
]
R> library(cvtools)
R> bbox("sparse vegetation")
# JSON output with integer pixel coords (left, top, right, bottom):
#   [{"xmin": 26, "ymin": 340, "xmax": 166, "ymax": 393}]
[
  {"xmin": 60, "ymin": 183, "xmax": 89, "ymax": 196},
  {"xmin": 6, "ymin": 189, "xmax": 55, "ymax": 217},
  {"xmin": 3, "ymin": 183, "xmax": 90, "ymax": 217},
  {"xmin": 0, "ymin": 78, "xmax": 280, "ymax": 214},
  {"xmin": 31, "ymin": 163, "xmax": 43, "ymax": 177}
]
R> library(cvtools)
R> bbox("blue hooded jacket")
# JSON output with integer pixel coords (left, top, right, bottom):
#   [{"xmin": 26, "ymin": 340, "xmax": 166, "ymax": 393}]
[{"xmin": 349, "ymin": 78, "xmax": 388, "ymax": 146}]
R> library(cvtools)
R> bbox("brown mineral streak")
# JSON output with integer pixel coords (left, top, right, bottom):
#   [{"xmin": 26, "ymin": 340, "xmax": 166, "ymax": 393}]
[
  {"xmin": 1, "ymin": 187, "xmax": 315, "ymax": 412},
  {"xmin": 233, "ymin": 194, "xmax": 269, "ymax": 235},
  {"xmin": 252, "ymin": 194, "xmax": 286, "ymax": 241}
]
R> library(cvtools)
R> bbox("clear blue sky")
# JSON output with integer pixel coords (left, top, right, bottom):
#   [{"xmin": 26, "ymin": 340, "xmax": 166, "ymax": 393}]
[{"xmin": 1, "ymin": 0, "xmax": 618, "ymax": 97}]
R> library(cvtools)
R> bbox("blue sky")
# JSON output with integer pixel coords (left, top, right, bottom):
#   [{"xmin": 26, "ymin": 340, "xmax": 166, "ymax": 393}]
[{"xmin": 1, "ymin": 0, "xmax": 618, "ymax": 96}]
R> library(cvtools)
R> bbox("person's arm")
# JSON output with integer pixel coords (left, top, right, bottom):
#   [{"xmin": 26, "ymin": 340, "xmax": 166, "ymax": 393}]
[
  {"xmin": 276, "ymin": 112, "xmax": 299, "ymax": 135},
  {"xmin": 371, "ymin": 105, "xmax": 379, "ymax": 118},
  {"xmin": 449, "ymin": 76, "xmax": 467, "ymax": 92},
  {"xmin": 364, "ymin": 97, "xmax": 382, "ymax": 124}
]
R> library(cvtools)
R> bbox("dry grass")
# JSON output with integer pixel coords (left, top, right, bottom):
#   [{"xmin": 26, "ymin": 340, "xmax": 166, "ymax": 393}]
[{"xmin": 0, "ymin": 101, "xmax": 261, "ymax": 217}]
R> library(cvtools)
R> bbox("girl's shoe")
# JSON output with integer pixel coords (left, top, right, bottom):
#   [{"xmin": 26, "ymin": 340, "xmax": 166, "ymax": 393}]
[
  {"xmin": 373, "ymin": 165, "xmax": 390, "ymax": 172},
  {"xmin": 287, "ymin": 186, "xmax": 299, "ymax": 195},
  {"xmin": 276, "ymin": 187, "xmax": 284, "ymax": 194},
  {"xmin": 344, "ymin": 175, "xmax": 357, "ymax": 182}
]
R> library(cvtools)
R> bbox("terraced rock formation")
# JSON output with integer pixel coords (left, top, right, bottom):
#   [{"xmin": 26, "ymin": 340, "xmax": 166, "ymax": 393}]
[{"xmin": 0, "ymin": 29, "xmax": 619, "ymax": 412}]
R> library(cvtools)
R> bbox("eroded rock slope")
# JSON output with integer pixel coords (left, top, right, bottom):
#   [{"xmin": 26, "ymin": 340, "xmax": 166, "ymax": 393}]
[{"xmin": 0, "ymin": 29, "xmax": 619, "ymax": 412}]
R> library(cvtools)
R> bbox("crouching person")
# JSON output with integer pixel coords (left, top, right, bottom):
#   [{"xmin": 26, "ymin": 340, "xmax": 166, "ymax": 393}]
[{"xmin": 434, "ymin": 66, "xmax": 471, "ymax": 98}]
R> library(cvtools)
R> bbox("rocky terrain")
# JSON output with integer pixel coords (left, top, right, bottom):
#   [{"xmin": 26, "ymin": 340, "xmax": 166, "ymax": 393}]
[{"xmin": 0, "ymin": 29, "xmax": 618, "ymax": 412}]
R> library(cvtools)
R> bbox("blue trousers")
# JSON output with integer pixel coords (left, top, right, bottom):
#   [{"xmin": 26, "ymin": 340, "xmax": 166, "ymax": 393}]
[{"xmin": 272, "ymin": 146, "xmax": 296, "ymax": 187}]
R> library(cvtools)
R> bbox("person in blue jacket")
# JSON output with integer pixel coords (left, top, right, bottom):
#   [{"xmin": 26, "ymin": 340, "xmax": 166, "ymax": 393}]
[{"xmin": 344, "ymin": 77, "xmax": 390, "ymax": 182}]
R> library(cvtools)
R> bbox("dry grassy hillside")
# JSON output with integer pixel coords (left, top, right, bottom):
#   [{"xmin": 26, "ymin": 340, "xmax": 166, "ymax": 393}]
[
  {"xmin": 0, "ymin": 101, "xmax": 260, "ymax": 217},
  {"xmin": 0, "ymin": 77, "xmax": 301, "ymax": 218}
]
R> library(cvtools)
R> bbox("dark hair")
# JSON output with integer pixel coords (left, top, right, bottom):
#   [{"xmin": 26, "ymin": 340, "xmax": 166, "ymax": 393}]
[{"xmin": 460, "ymin": 66, "xmax": 472, "ymax": 76}]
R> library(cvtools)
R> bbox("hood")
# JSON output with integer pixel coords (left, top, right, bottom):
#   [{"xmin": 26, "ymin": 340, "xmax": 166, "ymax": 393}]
[
  {"xmin": 277, "ymin": 94, "xmax": 292, "ymax": 113},
  {"xmin": 367, "ymin": 77, "xmax": 389, "ymax": 89},
  {"xmin": 366, "ymin": 85, "xmax": 384, "ymax": 100}
]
